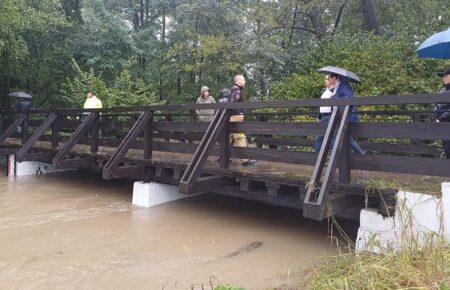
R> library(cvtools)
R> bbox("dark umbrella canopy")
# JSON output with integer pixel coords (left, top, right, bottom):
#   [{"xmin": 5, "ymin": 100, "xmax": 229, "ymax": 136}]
[
  {"xmin": 317, "ymin": 66, "xmax": 361, "ymax": 83},
  {"xmin": 417, "ymin": 28, "xmax": 450, "ymax": 59},
  {"xmin": 9, "ymin": 92, "xmax": 33, "ymax": 99}
]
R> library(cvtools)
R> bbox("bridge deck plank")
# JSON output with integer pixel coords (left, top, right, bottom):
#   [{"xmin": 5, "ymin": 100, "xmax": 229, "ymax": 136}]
[{"xmin": 3, "ymin": 138, "xmax": 445, "ymax": 197}]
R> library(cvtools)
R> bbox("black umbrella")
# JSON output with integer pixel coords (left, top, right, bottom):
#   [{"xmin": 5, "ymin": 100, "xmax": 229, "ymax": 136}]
[
  {"xmin": 318, "ymin": 66, "xmax": 361, "ymax": 83},
  {"xmin": 9, "ymin": 92, "xmax": 33, "ymax": 99}
]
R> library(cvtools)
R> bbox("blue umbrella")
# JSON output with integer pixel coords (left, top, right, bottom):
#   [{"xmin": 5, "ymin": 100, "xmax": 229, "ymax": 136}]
[{"xmin": 417, "ymin": 28, "xmax": 450, "ymax": 59}]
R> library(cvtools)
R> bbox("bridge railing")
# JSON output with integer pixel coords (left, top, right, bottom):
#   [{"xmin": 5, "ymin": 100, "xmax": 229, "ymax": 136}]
[{"xmin": 1, "ymin": 92, "xmax": 449, "ymax": 179}]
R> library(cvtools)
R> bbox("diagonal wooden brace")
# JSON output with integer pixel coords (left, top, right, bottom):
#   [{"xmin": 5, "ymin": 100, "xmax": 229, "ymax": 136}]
[
  {"xmin": 103, "ymin": 111, "xmax": 153, "ymax": 180},
  {"xmin": 179, "ymin": 109, "xmax": 229, "ymax": 194},
  {"xmin": 16, "ymin": 113, "xmax": 58, "ymax": 162},
  {"xmin": 303, "ymin": 106, "xmax": 351, "ymax": 221},
  {"xmin": 52, "ymin": 112, "xmax": 98, "ymax": 169},
  {"xmin": 0, "ymin": 113, "xmax": 27, "ymax": 145}
]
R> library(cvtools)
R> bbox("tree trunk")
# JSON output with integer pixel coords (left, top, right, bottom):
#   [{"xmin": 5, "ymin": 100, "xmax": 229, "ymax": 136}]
[
  {"xmin": 140, "ymin": 0, "xmax": 144, "ymax": 24},
  {"xmin": 361, "ymin": 0, "xmax": 380, "ymax": 34},
  {"xmin": 159, "ymin": 9, "xmax": 166, "ymax": 99},
  {"xmin": 308, "ymin": 7, "xmax": 326, "ymax": 40},
  {"xmin": 1, "ymin": 75, "xmax": 10, "ymax": 110}
]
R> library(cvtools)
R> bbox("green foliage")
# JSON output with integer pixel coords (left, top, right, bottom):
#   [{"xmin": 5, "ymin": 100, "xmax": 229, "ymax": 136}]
[
  {"xmin": 1, "ymin": 0, "xmax": 449, "ymax": 109},
  {"xmin": 270, "ymin": 73, "xmax": 323, "ymax": 100},
  {"xmin": 59, "ymin": 61, "xmax": 160, "ymax": 108},
  {"xmin": 271, "ymin": 33, "xmax": 449, "ymax": 101}
]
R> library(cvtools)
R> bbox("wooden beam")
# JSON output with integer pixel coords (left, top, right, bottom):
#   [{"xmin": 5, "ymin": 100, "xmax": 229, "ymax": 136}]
[
  {"xmin": 103, "ymin": 111, "xmax": 153, "ymax": 179},
  {"xmin": 0, "ymin": 148, "xmax": 17, "ymax": 155},
  {"xmin": 56, "ymin": 158, "xmax": 94, "ymax": 169},
  {"xmin": 144, "ymin": 116, "xmax": 153, "ymax": 160},
  {"xmin": 52, "ymin": 113, "xmax": 97, "ymax": 169},
  {"xmin": 15, "ymin": 113, "xmax": 58, "ymax": 162},
  {"xmin": 304, "ymin": 107, "xmax": 340, "ymax": 205},
  {"xmin": 179, "ymin": 109, "xmax": 229, "ymax": 194},
  {"xmin": 0, "ymin": 114, "xmax": 27, "ymax": 145},
  {"xmin": 304, "ymin": 106, "xmax": 351, "ymax": 221},
  {"xmin": 179, "ymin": 176, "xmax": 228, "ymax": 195},
  {"xmin": 21, "ymin": 152, "xmax": 54, "ymax": 163}
]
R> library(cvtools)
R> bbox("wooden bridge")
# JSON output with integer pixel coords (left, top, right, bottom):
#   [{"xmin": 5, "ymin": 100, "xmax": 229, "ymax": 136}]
[{"xmin": 1, "ymin": 92, "xmax": 450, "ymax": 221}]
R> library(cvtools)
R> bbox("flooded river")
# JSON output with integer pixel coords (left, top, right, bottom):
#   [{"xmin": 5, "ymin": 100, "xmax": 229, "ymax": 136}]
[{"xmin": 0, "ymin": 170, "xmax": 352, "ymax": 289}]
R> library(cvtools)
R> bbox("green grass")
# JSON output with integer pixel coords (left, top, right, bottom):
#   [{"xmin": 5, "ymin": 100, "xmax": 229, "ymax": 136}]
[
  {"xmin": 298, "ymin": 207, "xmax": 450, "ymax": 290},
  {"xmin": 299, "ymin": 243, "xmax": 450, "ymax": 289}
]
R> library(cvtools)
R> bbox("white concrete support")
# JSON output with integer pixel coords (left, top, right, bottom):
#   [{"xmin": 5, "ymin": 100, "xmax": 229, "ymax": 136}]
[
  {"xmin": 132, "ymin": 181, "xmax": 199, "ymax": 208},
  {"xmin": 443, "ymin": 182, "xmax": 450, "ymax": 238},
  {"xmin": 356, "ymin": 182, "xmax": 450, "ymax": 253},
  {"xmin": 6, "ymin": 155, "xmax": 75, "ymax": 177}
]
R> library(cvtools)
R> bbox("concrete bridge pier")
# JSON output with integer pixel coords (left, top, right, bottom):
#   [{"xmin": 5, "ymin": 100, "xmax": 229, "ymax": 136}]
[
  {"xmin": 356, "ymin": 182, "xmax": 450, "ymax": 253},
  {"xmin": 132, "ymin": 181, "xmax": 201, "ymax": 208}
]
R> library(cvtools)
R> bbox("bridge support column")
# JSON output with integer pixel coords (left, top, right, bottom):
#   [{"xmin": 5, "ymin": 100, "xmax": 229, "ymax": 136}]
[
  {"xmin": 443, "ymin": 182, "xmax": 450, "ymax": 239},
  {"xmin": 356, "ymin": 182, "xmax": 450, "ymax": 253},
  {"xmin": 4, "ymin": 155, "xmax": 76, "ymax": 177},
  {"xmin": 132, "ymin": 181, "xmax": 200, "ymax": 208}
]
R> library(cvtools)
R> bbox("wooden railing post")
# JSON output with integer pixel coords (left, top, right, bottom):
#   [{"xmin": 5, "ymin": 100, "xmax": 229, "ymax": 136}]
[
  {"xmin": 338, "ymin": 109, "xmax": 351, "ymax": 184},
  {"xmin": 91, "ymin": 112, "xmax": 99, "ymax": 154},
  {"xmin": 21, "ymin": 113, "xmax": 29, "ymax": 145},
  {"xmin": 144, "ymin": 112, "xmax": 153, "ymax": 160},
  {"xmin": 219, "ymin": 111, "xmax": 230, "ymax": 169},
  {"xmin": 51, "ymin": 114, "xmax": 61, "ymax": 149}
]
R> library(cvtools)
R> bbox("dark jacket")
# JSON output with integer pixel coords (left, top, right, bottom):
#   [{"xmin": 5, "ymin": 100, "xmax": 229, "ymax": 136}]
[
  {"xmin": 434, "ymin": 86, "xmax": 450, "ymax": 122},
  {"xmin": 229, "ymin": 84, "xmax": 244, "ymax": 115},
  {"xmin": 332, "ymin": 78, "xmax": 359, "ymax": 123},
  {"xmin": 17, "ymin": 100, "xmax": 32, "ymax": 112}
]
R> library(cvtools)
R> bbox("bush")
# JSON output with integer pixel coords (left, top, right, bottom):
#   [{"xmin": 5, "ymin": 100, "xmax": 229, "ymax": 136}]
[{"xmin": 58, "ymin": 60, "xmax": 160, "ymax": 108}]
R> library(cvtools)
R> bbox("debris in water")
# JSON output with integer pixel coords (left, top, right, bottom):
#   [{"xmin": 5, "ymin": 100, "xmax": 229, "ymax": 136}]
[{"xmin": 225, "ymin": 241, "xmax": 263, "ymax": 258}]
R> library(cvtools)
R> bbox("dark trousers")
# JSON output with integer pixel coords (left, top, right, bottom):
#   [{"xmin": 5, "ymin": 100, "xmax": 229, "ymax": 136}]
[
  {"xmin": 314, "ymin": 114, "xmax": 365, "ymax": 155},
  {"xmin": 443, "ymin": 140, "xmax": 450, "ymax": 159},
  {"xmin": 441, "ymin": 118, "xmax": 450, "ymax": 158}
]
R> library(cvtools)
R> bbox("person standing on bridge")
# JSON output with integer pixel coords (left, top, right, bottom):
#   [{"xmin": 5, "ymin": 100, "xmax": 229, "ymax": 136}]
[
  {"xmin": 314, "ymin": 73, "xmax": 365, "ymax": 155},
  {"xmin": 82, "ymin": 92, "xmax": 102, "ymax": 121},
  {"xmin": 435, "ymin": 68, "xmax": 450, "ymax": 159},
  {"xmin": 229, "ymin": 75, "xmax": 257, "ymax": 166},
  {"xmin": 82, "ymin": 92, "xmax": 103, "ymax": 139},
  {"xmin": 83, "ymin": 92, "xmax": 102, "ymax": 110},
  {"xmin": 195, "ymin": 86, "xmax": 216, "ymax": 122}
]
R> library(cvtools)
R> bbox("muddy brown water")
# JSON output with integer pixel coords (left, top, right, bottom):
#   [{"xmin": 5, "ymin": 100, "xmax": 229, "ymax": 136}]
[{"xmin": 0, "ymin": 169, "xmax": 355, "ymax": 289}]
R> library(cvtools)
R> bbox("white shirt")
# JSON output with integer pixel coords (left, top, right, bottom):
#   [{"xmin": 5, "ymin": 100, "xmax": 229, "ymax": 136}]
[
  {"xmin": 319, "ymin": 88, "xmax": 334, "ymax": 113},
  {"xmin": 83, "ymin": 96, "xmax": 102, "ymax": 109}
]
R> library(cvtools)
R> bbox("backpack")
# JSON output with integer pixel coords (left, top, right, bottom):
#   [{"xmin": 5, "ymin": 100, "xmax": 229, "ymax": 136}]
[{"xmin": 218, "ymin": 88, "xmax": 231, "ymax": 103}]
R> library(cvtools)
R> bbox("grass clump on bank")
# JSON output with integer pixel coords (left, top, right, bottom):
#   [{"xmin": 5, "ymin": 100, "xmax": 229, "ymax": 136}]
[{"xmin": 300, "ymin": 239, "xmax": 450, "ymax": 290}]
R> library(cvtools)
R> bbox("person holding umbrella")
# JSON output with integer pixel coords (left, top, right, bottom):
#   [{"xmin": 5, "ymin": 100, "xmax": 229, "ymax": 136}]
[
  {"xmin": 9, "ymin": 92, "xmax": 32, "ymax": 134},
  {"xmin": 434, "ymin": 68, "xmax": 450, "ymax": 159},
  {"xmin": 417, "ymin": 29, "xmax": 450, "ymax": 159},
  {"xmin": 9, "ymin": 92, "xmax": 32, "ymax": 113},
  {"xmin": 315, "ymin": 67, "xmax": 365, "ymax": 155}
]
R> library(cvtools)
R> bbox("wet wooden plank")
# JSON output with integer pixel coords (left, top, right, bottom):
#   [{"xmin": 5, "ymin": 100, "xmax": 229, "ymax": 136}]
[
  {"xmin": 352, "ymin": 122, "xmax": 450, "ymax": 140},
  {"xmin": 350, "ymin": 155, "xmax": 450, "ymax": 177}
]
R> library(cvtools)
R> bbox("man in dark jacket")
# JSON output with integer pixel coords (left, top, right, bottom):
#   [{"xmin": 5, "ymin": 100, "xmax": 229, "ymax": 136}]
[
  {"xmin": 228, "ymin": 75, "xmax": 256, "ymax": 166},
  {"xmin": 435, "ymin": 68, "xmax": 450, "ymax": 158},
  {"xmin": 16, "ymin": 98, "xmax": 32, "ymax": 134},
  {"xmin": 315, "ymin": 73, "xmax": 365, "ymax": 155}
]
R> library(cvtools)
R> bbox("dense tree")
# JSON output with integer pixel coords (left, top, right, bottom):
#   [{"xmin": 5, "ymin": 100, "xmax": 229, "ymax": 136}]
[{"xmin": 0, "ymin": 0, "xmax": 449, "ymax": 110}]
